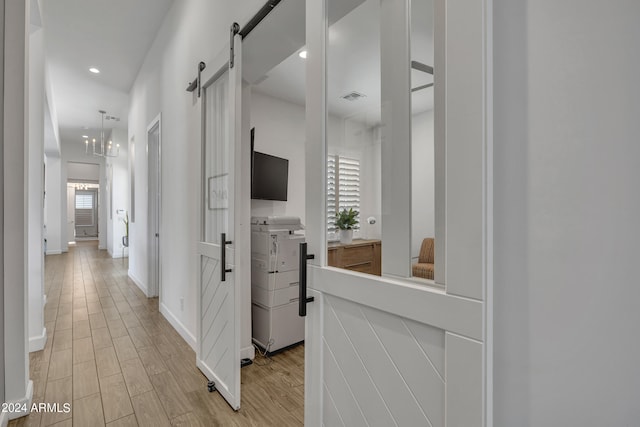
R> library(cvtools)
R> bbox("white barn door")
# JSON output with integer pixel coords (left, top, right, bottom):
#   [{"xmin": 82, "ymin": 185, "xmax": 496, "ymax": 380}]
[
  {"xmin": 196, "ymin": 28, "xmax": 244, "ymax": 411},
  {"xmin": 303, "ymin": 0, "xmax": 492, "ymax": 426}
]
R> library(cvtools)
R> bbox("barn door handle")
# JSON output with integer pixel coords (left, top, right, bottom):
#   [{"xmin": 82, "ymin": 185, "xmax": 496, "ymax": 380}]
[
  {"xmin": 299, "ymin": 243, "xmax": 315, "ymax": 317},
  {"xmin": 221, "ymin": 233, "xmax": 233, "ymax": 282}
]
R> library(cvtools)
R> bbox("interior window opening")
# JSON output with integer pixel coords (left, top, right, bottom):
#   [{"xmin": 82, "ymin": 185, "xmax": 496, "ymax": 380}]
[{"xmin": 326, "ymin": 0, "xmax": 436, "ymax": 283}]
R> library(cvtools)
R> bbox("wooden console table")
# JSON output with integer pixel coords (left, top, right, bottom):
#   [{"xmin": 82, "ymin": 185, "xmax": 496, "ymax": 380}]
[{"xmin": 327, "ymin": 239, "xmax": 381, "ymax": 276}]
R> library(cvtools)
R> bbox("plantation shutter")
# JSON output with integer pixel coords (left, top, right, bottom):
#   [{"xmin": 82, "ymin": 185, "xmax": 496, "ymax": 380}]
[
  {"xmin": 75, "ymin": 192, "xmax": 95, "ymax": 226},
  {"xmin": 327, "ymin": 156, "xmax": 337, "ymax": 232},
  {"xmin": 327, "ymin": 155, "xmax": 360, "ymax": 233}
]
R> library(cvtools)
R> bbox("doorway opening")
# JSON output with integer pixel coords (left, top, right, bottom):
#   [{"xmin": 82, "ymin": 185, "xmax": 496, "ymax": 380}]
[{"xmin": 67, "ymin": 181, "xmax": 100, "ymax": 244}]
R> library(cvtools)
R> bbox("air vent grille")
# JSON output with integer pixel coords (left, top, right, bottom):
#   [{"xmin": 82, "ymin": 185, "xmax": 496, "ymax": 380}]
[{"xmin": 341, "ymin": 91, "xmax": 366, "ymax": 101}]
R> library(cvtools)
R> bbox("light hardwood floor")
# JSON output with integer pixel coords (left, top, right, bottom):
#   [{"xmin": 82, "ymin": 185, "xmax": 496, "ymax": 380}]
[{"xmin": 10, "ymin": 241, "xmax": 304, "ymax": 427}]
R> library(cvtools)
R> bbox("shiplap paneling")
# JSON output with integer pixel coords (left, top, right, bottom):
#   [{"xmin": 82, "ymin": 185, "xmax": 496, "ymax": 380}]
[
  {"xmin": 198, "ymin": 254, "xmax": 234, "ymax": 398},
  {"xmin": 323, "ymin": 295, "xmax": 445, "ymax": 427}
]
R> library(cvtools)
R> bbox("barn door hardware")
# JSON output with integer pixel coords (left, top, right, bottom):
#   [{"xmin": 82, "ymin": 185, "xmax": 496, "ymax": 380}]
[
  {"xmin": 186, "ymin": 61, "xmax": 206, "ymax": 97},
  {"xmin": 298, "ymin": 243, "xmax": 315, "ymax": 317},
  {"xmin": 229, "ymin": 23, "xmax": 240, "ymax": 69},
  {"xmin": 221, "ymin": 233, "xmax": 233, "ymax": 282}
]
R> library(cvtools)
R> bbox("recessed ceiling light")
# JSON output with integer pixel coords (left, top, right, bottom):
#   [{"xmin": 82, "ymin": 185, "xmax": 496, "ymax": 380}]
[
  {"xmin": 89, "ymin": 67, "xmax": 100, "ymax": 74},
  {"xmin": 82, "ymin": 135, "xmax": 88, "ymax": 138},
  {"xmin": 298, "ymin": 50, "xmax": 307, "ymax": 59}
]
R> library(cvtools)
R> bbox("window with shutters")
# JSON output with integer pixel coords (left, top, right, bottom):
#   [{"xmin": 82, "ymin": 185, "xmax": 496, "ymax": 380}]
[
  {"xmin": 75, "ymin": 192, "xmax": 95, "ymax": 226},
  {"xmin": 327, "ymin": 154, "xmax": 360, "ymax": 235}
]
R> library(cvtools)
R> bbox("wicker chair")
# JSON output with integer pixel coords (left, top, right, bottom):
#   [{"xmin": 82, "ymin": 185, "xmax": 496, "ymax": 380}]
[{"xmin": 412, "ymin": 238, "xmax": 434, "ymax": 280}]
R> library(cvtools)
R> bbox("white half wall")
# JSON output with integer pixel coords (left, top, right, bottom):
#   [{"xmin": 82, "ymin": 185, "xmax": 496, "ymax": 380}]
[{"xmin": 493, "ymin": 0, "xmax": 640, "ymax": 425}]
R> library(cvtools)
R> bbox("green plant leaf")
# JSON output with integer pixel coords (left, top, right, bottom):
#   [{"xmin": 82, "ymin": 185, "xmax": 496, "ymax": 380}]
[{"xmin": 336, "ymin": 208, "xmax": 359, "ymax": 230}]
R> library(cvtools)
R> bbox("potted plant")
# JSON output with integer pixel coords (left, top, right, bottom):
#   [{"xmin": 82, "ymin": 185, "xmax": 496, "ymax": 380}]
[{"xmin": 336, "ymin": 208, "xmax": 359, "ymax": 244}]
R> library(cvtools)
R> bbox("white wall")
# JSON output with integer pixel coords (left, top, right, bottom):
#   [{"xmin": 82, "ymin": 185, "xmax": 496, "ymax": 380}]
[
  {"xmin": 250, "ymin": 91, "xmax": 392, "ymax": 244},
  {"xmin": 44, "ymin": 156, "xmax": 62, "ymax": 254},
  {"xmin": 105, "ymin": 129, "xmax": 129, "ymax": 258},
  {"xmin": 493, "ymin": 0, "xmax": 640, "ymax": 425},
  {"xmin": 337, "ymin": 115, "xmax": 380, "ymax": 241},
  {"xmin": 326, "ymin": 106, "xmax": 434, "ymax": 249},
  {"xmin": 411, "ymin": 109, "xmax": 434, "ymax": 259},
  {"xmin": 67, "ymin": 162, "xmax": 100, "ymax": 181},
  {"xmin": 127, "ymin": 0, "xmax": 264, "ymax": 351},
  {"xmin": 27, "ymin": 26, "xmax": 46, "ymax": 352},
  {"xmin": 250, "ymin": 90, "xmax": 306, "ymax": 219},
  {"xmin": 44, "ymin": 97, "xmax": 62, "ymax": 255},
  {"xmin": 3, "ymin": 0, "xmax": 32, "ymax": 418}
]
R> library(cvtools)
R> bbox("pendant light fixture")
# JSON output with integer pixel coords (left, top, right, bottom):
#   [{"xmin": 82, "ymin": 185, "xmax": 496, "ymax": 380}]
[{"xmin": 85, "ymin": 110, "xmax": 120, "ymax": 157}]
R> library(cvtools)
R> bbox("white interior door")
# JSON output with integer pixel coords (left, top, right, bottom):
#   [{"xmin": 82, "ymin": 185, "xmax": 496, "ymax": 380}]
[
  {"xmin": 147, "ymin": 118, "xmax": 161, "ymax": 298},
  {"xmin": 196, "ymin": 28, "xmax": 243, "ymax": 411},
  {"xmin": 303, "ymin": 0, "xmax": 491, "ymax": 426}
]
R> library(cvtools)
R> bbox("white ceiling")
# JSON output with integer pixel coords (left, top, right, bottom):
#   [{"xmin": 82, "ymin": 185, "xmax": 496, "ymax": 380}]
[
  {"xmin": 39, "ymin": 0, "xmax": 174, "ymax": 147},
  {"xmin": 247, "ymin": 0, "xmax": 434, "ymax": 125}
]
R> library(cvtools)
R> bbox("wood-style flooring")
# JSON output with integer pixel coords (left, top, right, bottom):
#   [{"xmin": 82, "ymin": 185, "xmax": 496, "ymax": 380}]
[{"xmin": 9, "ymin": 241, "xmax": 304, "ymax": 427}]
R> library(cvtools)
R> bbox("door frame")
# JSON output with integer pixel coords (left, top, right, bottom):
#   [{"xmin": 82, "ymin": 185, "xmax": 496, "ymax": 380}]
[
  {"xmin": 304, "ymin": 0, "xmax": 493, "ymax": 425},
  {"xmin": 147, "ymin": 113, "xmax": 162, "ymax": 298}
]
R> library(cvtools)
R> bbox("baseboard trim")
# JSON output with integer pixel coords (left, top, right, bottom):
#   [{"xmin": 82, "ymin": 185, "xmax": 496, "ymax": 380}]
[
  {"xmin": 111, "ymin": 252, "xmax": 128, "ymax": 259},
  {"xmin": 128, "ymin": 271, "xmax": 147, "ymax": 296},
  {"xmin": 6, "ymin": 380, "xmax": 33, "ymax": 420},
  {"xmin": 159, "ymin": 302, "xmax": 197, "ymax": 351},
  {"xmin": 45, "ymin": 250, "xmax": 62, "ymax": 255},
  {"xmin": 241, "ymin": 345, "xmax": 256, "ymax": 361},
  {"xmin": 0, "ymin": 411, "xmax": 8, "ymax": 427},
  {"xmin": 29, "ymin": 327, "xmax": 47, "ymax": 353},
  {"xmin": 108, "ymin": 248, "xmax": 129, "ymax": 259}
]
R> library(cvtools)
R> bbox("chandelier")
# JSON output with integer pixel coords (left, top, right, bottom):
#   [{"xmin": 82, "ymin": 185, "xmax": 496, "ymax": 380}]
[{"xmin": 85, "ymin": 110, "xmax": 119, "ymax": 157}]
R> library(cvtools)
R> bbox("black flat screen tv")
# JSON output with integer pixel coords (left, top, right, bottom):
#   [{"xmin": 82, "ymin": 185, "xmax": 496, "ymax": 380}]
[{"xmin": 251, "ymin": 151, "xmax": 289, "ymax": 201}]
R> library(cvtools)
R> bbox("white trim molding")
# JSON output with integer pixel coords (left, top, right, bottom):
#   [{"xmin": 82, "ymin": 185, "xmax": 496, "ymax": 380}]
[
  {"xmin": 241, "ymin": 345, "xmax": 255, "ymax": 361},
  {"xmin": 127, "ymin": 270, "xmax": 147, "ymax": 296},
  {"xmin": 45, "ymin": 250, "xmax": 62, "ymax": 255},
  {"xmin": 6, "ymin": 380, "xmax": 33, "ymax": 420},
  {"xmin": 29, "ymin": 327, "xmax": 47, "ymax": 353},
  {"xmin": 160, "ymin": 302, "xmax": 196, "ymax": 351}
]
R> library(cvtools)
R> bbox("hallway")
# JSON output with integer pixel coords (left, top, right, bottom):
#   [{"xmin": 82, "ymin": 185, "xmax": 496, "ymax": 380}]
[{"xmin": 11, "ymin": 242, "xmax": 303, "ymax": 427}]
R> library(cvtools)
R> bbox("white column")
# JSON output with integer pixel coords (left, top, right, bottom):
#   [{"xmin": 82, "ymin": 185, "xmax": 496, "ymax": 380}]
[{"xmin": 3, "ymin": 0, "xmax": 33, "ymax": 420}]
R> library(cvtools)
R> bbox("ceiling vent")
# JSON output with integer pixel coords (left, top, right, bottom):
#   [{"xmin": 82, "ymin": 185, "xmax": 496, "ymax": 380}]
[
  {"xmin": 105, "ymin": 115, "xmax": 120, "ymax": 122},
  {"xmin": 341, "ymin": 91, "xmax": 366, "ymax": 101}
]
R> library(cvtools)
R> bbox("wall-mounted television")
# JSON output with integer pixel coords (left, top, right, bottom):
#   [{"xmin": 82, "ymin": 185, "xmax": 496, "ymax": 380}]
[{"xmin": 251, "ymin": 151, "xmax": 289, "ymax": 201}]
